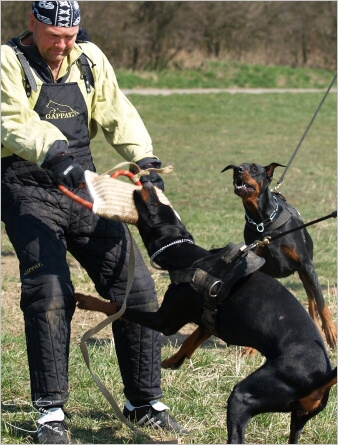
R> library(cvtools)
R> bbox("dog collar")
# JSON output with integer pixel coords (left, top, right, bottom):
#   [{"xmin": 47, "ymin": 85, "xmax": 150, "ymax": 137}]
[
  {"xmin": 245, "ymin": 195, "xmax": 279, "ymax": 233},
  {"xmin": 150, "ymin": 239, "xmax": 194, "ymax": 269}
]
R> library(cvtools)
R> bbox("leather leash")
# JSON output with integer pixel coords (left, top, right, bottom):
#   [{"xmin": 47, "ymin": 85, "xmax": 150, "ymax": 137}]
[
  {"xmin": 78, "ymin": 227, "xmax": 182, "ymax": 443},
  {"xmin": 78, "ymin": 226, "xmax": 142, "ymax": 433},
  {"xmin": 242, "ymin": 210, "xmax": 337, "ymax": 252},
  {"xmin": 275, "ymin": 73, "xmax": 337, "ymax": 191},
  {"xmin": 72, "ymin": 170, "xmax": 182, "ymax": 443},
  {"xmin": 60, "ymin": 166, "xmax": 177, "ymax": 442}
]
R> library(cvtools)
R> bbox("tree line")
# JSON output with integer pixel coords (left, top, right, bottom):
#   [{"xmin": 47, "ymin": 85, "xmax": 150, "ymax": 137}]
[{"xmin": 1, "ymin": 1, "xmax": 336, "ymax": 71}]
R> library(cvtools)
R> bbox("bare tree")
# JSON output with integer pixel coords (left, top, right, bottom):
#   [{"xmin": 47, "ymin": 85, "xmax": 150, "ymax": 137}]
[{"xmin": 1, "ymin": 1, "xmax": 336, "ymax": 70}]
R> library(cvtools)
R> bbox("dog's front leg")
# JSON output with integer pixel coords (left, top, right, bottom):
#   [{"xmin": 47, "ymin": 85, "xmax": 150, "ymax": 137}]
[
  {"xmin": 75, "ymin": 293, "xmax": 120, "ymax": 315},
  {"xmin": 298, "ymin": 265, "xmax": 337, "ymax": 349},
  {"xmin": 75, "ymin": 287, "xmax": 192, "ymax": 335},
  {"xmin": 122, "ymin": 306, "xmax": 183, "ymax": 336},
  {"xmin": 75, "ymin": 292, "xmax": 178, "ymax": 335}
]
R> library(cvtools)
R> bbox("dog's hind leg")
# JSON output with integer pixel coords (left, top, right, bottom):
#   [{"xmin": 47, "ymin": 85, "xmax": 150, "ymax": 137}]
[
  {"xmin": 298, "ymin": 265, "xmax": 337, "ymax": 348},
  {"xmin": 161, "ymin": 326, "xmax": 212, "ymax": 369},
  {"xmin": 226, "ymin": 363, "xmax": 300, "ymax": 444},
  {"xmin": 288, "ymin": 384, "xmax": 333, "ymax": 444},
  {"xmin": 289, "ymin": 410, "xmax": 313, "ymax": 445}
]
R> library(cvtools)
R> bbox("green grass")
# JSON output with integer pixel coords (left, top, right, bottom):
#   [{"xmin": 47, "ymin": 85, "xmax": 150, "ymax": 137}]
[
  {"xmin": 115, "ymin": 61, "xmax": 336, "ymax": 89},
  {"xmin": 1, "ymin": 88, "xmax": 337, "ymax": 443}
]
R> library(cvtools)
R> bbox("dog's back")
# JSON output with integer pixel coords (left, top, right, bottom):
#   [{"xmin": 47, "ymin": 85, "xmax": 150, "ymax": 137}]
[{"xmin": 217, "ymin": 271, "xmax": 326, "ymax": 364}]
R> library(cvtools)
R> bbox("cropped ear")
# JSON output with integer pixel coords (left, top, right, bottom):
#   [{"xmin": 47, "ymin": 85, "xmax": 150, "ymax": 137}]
[
  {"xmin": 221, "ymin": 165, "xmax": 236, "ymax": 172},
  {"xmin": 265, "ymin": 163, "xmax": 286, "ymax": 181}
]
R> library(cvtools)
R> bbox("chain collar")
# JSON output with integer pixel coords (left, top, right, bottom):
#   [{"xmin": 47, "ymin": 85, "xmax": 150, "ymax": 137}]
[
  {"xmin": 245, "ymin": 195, "xmax": 279, "ymax": 233},
  {"xmin": 150, "ymin": 239, "xmax": 194, "ymax": 269}
]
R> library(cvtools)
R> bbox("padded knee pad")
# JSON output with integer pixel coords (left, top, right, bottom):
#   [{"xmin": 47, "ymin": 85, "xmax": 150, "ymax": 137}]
[
  {"xmin": 113, "ymin": 317, "xmax": 162, "ymax": 402},
  {"xmin": 20, "ymin": 275, "xmax": 75, "ymax": 408}
]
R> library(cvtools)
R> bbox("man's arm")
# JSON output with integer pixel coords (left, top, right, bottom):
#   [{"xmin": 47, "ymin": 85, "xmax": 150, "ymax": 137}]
[
  {"xmin": 85, "ymin": 42, "xmax": 164, "ymax": 189},
  {"xmin": 87, "ymin": 42, "xmax": 155, "ymax": 163},
  {"xmin": 1, "ymin": 44, "xmax": 68, "ymax": 166}
]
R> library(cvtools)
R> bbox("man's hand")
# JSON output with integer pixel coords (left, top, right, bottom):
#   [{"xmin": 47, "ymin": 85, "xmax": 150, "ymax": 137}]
[
  {"xmin": 49, "ymin": 155, "xmax": 85, "ymax": 188},
  {"xmin": 135, "ymin": 157, "xmax": 164, "ymax": 191},
  {"xmin": 42, "ymin": 141, "xmax": 85, "ymax": 188}
]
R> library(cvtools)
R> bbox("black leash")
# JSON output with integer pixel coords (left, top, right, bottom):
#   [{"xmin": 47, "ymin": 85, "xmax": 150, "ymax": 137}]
[
  {"xmin": 275, "ymin": 73, "xmax": 337, "ymax": 191},
  {"xmin": 242, "ymin": 211, "xmax": 337, "ymax": 252}
]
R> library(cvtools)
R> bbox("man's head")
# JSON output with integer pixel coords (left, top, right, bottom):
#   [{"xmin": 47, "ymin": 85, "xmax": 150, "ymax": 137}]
[
  {"xmin": 29, "ymin": 2, "xmax": 81, "ymax": 67},
  {"xmin": 32, "ymin": 1, "xmax": 80, "ymax": 28}
]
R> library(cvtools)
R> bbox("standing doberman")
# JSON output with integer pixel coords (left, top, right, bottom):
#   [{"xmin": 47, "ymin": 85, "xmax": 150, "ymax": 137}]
[
  {"xmin": 75, "ymin": 183, "xmax": 337, "ymax": 444},
  {"xmin": 222, "ymin": 162, "xmax": 336, "ymax": 349}
]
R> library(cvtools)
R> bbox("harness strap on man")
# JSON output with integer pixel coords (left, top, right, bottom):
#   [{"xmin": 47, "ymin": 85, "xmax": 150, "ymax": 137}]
[{"xmin": 7, "ymin": 40, "xmax": 94, "ymax": 97}]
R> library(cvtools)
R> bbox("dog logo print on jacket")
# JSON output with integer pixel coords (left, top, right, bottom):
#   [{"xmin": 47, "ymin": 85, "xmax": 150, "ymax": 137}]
[{"xmin": 45, "ymin": 100, "xmax": 79, "ymax": 120}]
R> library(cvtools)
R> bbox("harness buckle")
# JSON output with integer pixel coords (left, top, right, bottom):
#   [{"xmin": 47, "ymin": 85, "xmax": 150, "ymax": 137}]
[
  {"xmin": 256, "ymin": 223, "xmax": 265, "ymax": 232},
  {"xmin": 209, "ymin": 280, "xmax": 223, "ymax": 297}
]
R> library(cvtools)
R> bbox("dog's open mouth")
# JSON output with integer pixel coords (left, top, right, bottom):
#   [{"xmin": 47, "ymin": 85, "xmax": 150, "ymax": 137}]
[{"xmin": 234, "ymin": 180, "xmax": 255, "ymax": 196}]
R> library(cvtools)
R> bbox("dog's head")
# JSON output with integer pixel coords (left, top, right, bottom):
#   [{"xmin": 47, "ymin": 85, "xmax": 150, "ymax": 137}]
[
  {"xmin": 133, "ymin": 182, "xmax": 194, "ymax": 258},
  {"xmin": 222, "ymin": 163, "xmax": 285, "ymax": 201}
]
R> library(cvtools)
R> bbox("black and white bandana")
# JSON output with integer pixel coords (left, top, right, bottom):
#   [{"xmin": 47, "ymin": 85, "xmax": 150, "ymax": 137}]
[{"xmin": 32, "ymin": 1, "xmax": 81, "ymax": 27}]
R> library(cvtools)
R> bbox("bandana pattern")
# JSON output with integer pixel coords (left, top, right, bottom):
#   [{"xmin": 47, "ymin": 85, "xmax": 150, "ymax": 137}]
[{"xmin": 32, "ymin": 1, "xmax": 80, "ymax": 27}]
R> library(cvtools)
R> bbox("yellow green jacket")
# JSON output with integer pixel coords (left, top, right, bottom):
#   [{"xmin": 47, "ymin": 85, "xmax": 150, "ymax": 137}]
[{"xmin": 1, "ymin": 32, "xmax": 155, "ymax": 167}]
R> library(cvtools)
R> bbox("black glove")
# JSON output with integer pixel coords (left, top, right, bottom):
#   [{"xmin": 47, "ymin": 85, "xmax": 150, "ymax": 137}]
[
  {"xmin": 42, "ymin": 141, "xmax": 85, "ymax": 188},
  {"xmin": 135, "ymin": 157, "xmax": 164, "ymax": 192}
]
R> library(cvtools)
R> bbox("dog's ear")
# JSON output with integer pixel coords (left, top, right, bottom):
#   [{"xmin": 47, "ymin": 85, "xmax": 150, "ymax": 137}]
[
  {"xmin": 265, "ymin": 163, "xmax": 286, "ymax": 181},
  {"xmin": 221, "ymin": 165, "xmax": 236, "ymax": 172}
]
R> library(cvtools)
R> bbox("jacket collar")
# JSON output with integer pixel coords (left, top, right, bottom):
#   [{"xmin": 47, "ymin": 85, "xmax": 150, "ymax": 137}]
[{"xmin": 11, "ymin": 31, "xmax": 82, "ymax": 82}]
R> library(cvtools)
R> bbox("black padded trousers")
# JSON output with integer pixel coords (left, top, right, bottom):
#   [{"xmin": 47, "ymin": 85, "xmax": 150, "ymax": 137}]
[{"xmin": 2, "ymin": 184, "xmax": 162, "ymax": 409}]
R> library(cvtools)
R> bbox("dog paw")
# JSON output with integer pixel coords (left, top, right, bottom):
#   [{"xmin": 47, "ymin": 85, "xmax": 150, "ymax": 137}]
[
  {"xmin": 74, "ymin": 292, "xmax": 101, "ymax": 311},
  {"xmin": 323, "ymin": 323, "xmax": 337, "ymax": 349},
  {"xmin": 74, "ymin": 292, "xmax": 93, "ymax": 310},
  {"xmin": 241, "ymin": 346, "xmax": 258, "ymax": 357},
  {"xmin": 74, "ymin": 293, "xmax": 120, "ymax": 316},
  {"xmin": 161, "ymin": 354, "xmax": 187, "ymax": 370}
]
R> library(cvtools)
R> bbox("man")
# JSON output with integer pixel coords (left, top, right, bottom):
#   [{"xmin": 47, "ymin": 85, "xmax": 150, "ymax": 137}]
[{"xmin": 1, "ymin": 2, "xmax": 187, "ymax": 443}]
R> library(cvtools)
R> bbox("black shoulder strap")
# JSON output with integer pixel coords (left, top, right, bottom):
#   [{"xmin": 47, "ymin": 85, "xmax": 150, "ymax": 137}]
[
  {"xmin": 7, "ymin": 39, "xmax": 95, "ymax": 95},
  {"xmin": 7, "ymin": 40, "xmax": 37, "ymax": 96},
  {"xmin": 78, "ymin": 53, "xmax": 95, "ymax": 93}
]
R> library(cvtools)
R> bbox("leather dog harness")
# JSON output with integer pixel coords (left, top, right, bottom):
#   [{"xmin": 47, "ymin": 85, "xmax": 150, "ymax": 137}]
[{"xmin": 169, "ymin": 242, "xmax": 265, "ymax": 336}]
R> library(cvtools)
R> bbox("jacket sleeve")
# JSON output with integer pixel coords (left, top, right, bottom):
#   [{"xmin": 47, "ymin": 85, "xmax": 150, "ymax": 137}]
[
  {"xmin": 1, "ymin": 44, "xmax": 68, "ymax": 166},
  {"xmin": 86, "ymin": 42, "xmax": 156, "ymax": 163}
]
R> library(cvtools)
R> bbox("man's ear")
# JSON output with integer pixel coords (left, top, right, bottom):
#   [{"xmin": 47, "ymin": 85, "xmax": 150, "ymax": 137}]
[{"xmin": 28, "ymin": 13, "xmax": 35, "ymax": 32}]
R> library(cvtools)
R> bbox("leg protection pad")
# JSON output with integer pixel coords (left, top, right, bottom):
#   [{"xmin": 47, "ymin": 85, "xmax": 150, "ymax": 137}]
[{"xmin": 21, "ymin": 275, "xmax": 75, "ymax": 409}]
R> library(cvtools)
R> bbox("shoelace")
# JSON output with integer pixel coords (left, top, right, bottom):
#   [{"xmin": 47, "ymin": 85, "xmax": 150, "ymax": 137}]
[{"xmin": 137, "ymin": 410, "xmax": 165, "ymax": 428}]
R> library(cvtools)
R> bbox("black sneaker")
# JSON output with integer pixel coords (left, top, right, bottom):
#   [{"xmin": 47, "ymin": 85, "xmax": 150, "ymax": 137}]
[
  {"xmin": 123, "ymin": 400, "xmax": 189, "ymax": 435},
  {"xmin": 37, "ymin": 407, "xmax": 70, "ymax": 444}
]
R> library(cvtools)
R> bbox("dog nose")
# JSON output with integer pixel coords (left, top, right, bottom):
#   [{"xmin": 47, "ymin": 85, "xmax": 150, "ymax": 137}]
[{"xmin": 235, "ymin": 166, "xmax": 244, "ymax": 174}]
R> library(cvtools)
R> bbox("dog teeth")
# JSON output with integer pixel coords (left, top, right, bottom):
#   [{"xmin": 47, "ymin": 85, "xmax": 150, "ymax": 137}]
[{"xmin": 235, "ymin": 183, "xmax": 246, "ymax": 189}]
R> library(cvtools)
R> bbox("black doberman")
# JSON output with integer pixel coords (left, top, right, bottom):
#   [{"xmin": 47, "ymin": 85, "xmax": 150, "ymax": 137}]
[
  {"xmin": 75, "ymin": 183, "xmax": 336, "ymax": 444},
  {"xmin": 222, "ymin": 162, "xmax": 336, "ymax": 350}
]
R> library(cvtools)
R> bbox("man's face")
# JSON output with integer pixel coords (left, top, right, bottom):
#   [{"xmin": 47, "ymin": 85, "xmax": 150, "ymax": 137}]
[{"xmin": 28, "ymin": 14, "xmax": 78, "ymax": 66}]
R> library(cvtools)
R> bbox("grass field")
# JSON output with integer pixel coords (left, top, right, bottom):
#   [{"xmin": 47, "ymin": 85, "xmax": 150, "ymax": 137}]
[
  {"xmin": 115, "ymin": 61, "xmax": 336, "ymax": 89},
  {"xmin": 1, "ymin": 78, "xmax": 337, "ymax": 443}
]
